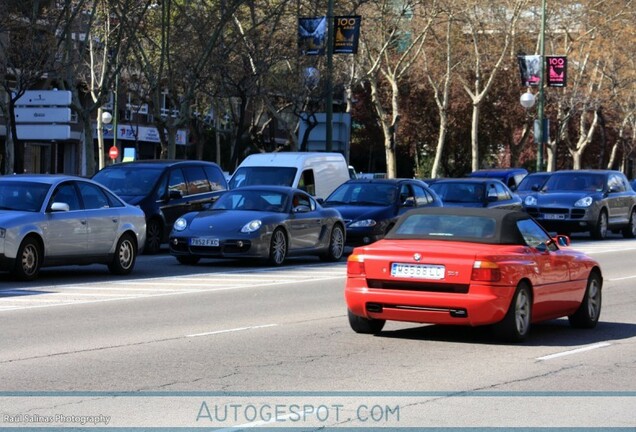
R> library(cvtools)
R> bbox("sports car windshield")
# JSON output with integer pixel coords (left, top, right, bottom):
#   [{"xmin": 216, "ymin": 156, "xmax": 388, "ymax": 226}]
[
  {"xmin": 542, "ymin": 173, "xmax": 605, "ymax": 192},
  {"xmin": 213, "ymin": 190, "xmax": 288, "ymax": 212},
  {"xmin": 0, "ymin": 181, "xmax": 50, "ymax": 212},
  {"xmin": 392, "ymin": 214, "xmax": 496, "ymax": 239}
]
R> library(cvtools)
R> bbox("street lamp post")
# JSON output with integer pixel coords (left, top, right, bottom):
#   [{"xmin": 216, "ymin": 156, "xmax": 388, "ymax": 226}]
[
  {"xmin": 325, "ymin": 0, "xmax": 334, "ymax": 152},
  {"xmin": 536, "ymin": 0, "xmax": 547, "ymax": 172}
]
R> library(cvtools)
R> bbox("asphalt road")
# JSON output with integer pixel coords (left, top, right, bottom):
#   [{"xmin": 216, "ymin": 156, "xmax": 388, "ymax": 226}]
[{"xmin": 0, "ymin": 236, "xmax": 635, "ymax": 429}]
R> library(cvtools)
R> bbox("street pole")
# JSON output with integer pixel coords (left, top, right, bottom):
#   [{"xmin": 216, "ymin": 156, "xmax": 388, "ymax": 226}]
[
  {"xmin": 325, "ymin": 0, "xmax": 334, "ymax": 152},
  {"xmin": 113, "ymin": 70, "xmax": 119, "ymax": 163},
  {"xmin": 537, "ymin": 0, "xmax": 546, "ymax": 172}
]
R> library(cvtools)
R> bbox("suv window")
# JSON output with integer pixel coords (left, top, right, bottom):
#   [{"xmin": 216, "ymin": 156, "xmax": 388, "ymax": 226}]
[
  {"xmin": 608, "ymin": 173, "xmax": 625, "ymax": 192},
  {"xmin": 204, "ymin": 166, "xmax": 227, "ymax": 192},
  {"xmin": 183, "ymin": 166, "xmax": 211, "ymax": 195},
  {"xmin": 168, "ymin": 168, "xmax": 188, "ymax": 197}
]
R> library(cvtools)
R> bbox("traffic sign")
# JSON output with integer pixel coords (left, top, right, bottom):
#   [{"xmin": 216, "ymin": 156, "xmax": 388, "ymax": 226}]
[
  {"xmin": 14, "ymin": 107, "xmax": 72, "ymax": 123},
  {"xmin": 14, "ymin": 90, "xmax": 72, "ymax": 106},
  {"xmin": 109, "ymin": 146, "xmax": 119, "ymax": 160},
  {"xmin": 16, "ymin": 125, "xmax": 71, "ymax": 140}
]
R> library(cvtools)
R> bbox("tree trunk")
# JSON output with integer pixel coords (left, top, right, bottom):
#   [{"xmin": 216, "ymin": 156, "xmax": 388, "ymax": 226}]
[
  {"xmin": 471, "ymin": 103, "xmax": 480, "ymax": 172},
  {"xmin": 431, "ymin": 114, "xmax": 447, "ymax": 178}
]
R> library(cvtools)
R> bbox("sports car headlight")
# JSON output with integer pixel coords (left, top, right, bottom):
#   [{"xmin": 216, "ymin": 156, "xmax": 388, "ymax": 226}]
[
  {"xmin": 349, "ymin": 219, "xmax": 377, "ymax": 228},
  {"xmin": 241, "ymin": 219, "xmax": 262, "ymax": 233},
  {"xmin": 524, "ymin": 196, "xmax": 537, "ymax": 206},
  {"xmin": 173, "ymin": 218, "xmax": 188, "ymax": 231},
  {"xmin": 574, "ymin": 196, "xmax": 593, "ymax": 207}
]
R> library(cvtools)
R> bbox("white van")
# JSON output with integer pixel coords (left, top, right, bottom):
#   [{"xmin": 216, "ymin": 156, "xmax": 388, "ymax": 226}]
[{"xmin": 228, "ymin": 152, "xmax": 350, "ymax": 199}]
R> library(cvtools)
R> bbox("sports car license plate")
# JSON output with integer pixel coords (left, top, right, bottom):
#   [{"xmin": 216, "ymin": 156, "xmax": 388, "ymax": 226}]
[
  {"xmin": 544, "ymin": 214, "xmax": 566, "ymax": 220},
  {"xmin": 190, "ymin": 237, "xmax": 220, "ymax": 247},
  {"xmin": 391, "ymin": 263, "xmax": 445, "ymax": 280}
]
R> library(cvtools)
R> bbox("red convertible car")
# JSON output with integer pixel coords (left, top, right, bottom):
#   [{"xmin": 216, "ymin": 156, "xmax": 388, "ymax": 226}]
[{"xmin": 345, "ymin": 207, "xmax": 602, "ymax": 341}]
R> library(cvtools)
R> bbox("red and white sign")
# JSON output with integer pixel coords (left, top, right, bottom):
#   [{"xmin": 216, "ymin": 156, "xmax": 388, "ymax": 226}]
[{"xmin": 109, "ymin": 145, "xmax": 119, "ymax": 160}]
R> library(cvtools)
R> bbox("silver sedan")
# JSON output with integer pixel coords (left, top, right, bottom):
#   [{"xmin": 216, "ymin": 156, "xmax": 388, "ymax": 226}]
[{"xmin": 0, "ymin": 175, "xmax": 146, "ymax": 281}]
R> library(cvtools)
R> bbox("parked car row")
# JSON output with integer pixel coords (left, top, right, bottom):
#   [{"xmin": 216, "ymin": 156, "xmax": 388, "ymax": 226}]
[
  {"xmin": 2, "ymin": 155, "xmax": 635, "ymax": 281},
  {"xmin": 427, "ymin": 168, "xmax": 636, "ymax": 240}
]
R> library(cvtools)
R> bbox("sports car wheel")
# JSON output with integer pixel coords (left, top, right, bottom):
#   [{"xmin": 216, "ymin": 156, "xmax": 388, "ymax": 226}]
[
  {"xmin": 145, "ymin": 219, "xmax": 162, "ymax": 254},
  {"xmin": 108, "ymin": 234, "xmax": 137, "ymax": 275},
  {"xmin": 321, "ymin": 224, "xmax": 345, "ymax": 262},
  {"xmin": 622, "ymin": 209, "xmax": 636, "ymax": 239},
  {"xmin": 568, "ymin": 272, "xmax": 602, "ymax": 328},
  {"xmin": 591, "ymin": 210, "xmax": 608, "ymax": 240},
  {"xmin": 495, "ymin": 282, "xmax": 532, "ymax": 342},
  {"xmin": 177, "ymin": 255, "xmax": 200, "ymax": 265},
  {"xmin": 13, "ymin": 237, "xmax": 42, "ymax": 281},
  {"xmin": 348, "ymin": 310, "xmax": 385, "ymax": 334},
  {"xmin": 268, "ymin": 228, "xmax": 287, "ymax": 266}
]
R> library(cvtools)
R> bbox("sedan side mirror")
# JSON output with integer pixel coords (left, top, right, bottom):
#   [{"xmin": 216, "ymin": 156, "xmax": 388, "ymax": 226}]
[{"xmin": 50, "ymin": 202, "xmax": 70, "ymax": 212}]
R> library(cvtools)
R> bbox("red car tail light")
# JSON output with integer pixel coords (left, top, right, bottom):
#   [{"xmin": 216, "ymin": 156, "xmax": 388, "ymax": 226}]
[
  {"xmin": 471, "ymin": 260, "xmax": 501, "ymax": 282},
  {"xmin": 347, "ymin": 254, "xmax": 366, "ymax": 276}
]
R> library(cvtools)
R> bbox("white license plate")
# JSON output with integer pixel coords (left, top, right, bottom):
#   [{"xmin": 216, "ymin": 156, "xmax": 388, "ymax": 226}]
[
  {"xmin": 544, "ymin": 214, "xmax": 566, "ymax": 220},
  {"xmin": 391, "ymin": 263, "xmax": 445, "ymax": 280},
  {"xmin": 190, "ymin": 237, "xmax": 220, "ymax": 247}
]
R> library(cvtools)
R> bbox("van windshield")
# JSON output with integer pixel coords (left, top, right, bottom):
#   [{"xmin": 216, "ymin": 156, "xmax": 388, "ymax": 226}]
[{"xmin": 229, "ymin": 167, "xmax": 297, "ymax": 189}]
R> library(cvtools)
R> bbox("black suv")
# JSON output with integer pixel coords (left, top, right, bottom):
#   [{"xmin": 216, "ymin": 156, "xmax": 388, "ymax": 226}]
[{"xmin": 93, "ymin": 160, "xmax": 227, "ymax": 253}]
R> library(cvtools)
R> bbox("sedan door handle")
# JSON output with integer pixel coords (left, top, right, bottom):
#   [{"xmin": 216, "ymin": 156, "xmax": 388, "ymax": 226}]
[
  {"xmin": 80, "ymin": 220, "xmax": 87, "ymax": 225},
  {"xmin": 112, "ymin": 218, "xmax": 119, "ymax": 223}
]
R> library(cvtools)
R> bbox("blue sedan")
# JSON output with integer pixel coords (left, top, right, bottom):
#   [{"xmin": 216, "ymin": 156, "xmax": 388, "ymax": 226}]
[
  {"xmin": 429, "ymin": 178, "xmax": 523, "ymax": 210},
  {"xmin": 322, "ymin": 178, "xmax": 442, "ymax": 246},
  {"xmin": 169, "ymin": 186, "xmax": 345, "ymax": 265}
]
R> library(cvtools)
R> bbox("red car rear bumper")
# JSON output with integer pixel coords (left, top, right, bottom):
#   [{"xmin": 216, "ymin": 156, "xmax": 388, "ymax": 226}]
[{"xmin": 345, "ymin": 279, "xmax": 515, "ymax": 326}]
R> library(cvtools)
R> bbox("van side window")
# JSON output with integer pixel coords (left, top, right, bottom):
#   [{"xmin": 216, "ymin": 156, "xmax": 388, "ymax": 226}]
[
  {"xmin": 168, "ymin": 168, "xmax": 188, "ymax": 197},
  {"xmin": 203, "ymin": 166, "xmax": 227, "ymax": 191},
  {"xmin": 298, "ymin": 170, "xmax": 316, "ymax": 196},
  {"xmin": 183, "ymin": 166, "xmax": 211, "ymax": 195}
]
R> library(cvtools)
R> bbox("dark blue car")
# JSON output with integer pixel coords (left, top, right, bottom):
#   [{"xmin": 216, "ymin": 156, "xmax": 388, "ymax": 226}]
[
  {"xmin": 468, "ymin": 168, "xmax": 528, "ymax": 190},
  {"xmin": 322, "ymin": 179, "xmax": 442, "ymax": 246},
  {"xmin": 429, "ymin": 178, "xmax": 523, "ymax": 210}
]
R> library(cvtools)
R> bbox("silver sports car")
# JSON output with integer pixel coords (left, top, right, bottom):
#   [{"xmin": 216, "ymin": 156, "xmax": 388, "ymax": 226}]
[
  {"xmin": 0, "ymin": 175, "xmax": 146, "ymax": 281},
  {"xmin": 169, "ymin": 186, "xmax": 345, "ymax": 265}
]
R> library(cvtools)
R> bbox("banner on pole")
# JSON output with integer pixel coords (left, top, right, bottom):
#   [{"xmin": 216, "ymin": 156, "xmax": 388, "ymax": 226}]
[
  {"xmin": 334, "ymin": 16, "xmax": 361, "ymax": 54},
  {"xmin": 547, "ymin": 55, "xmax": 567, "ymax": 87},
  {"xmin": 299, "ymin": 17, "xmax": 327, "ymax": 55},
  {"xmin": 517, "ymin": 55, "xmax": 542, "ymax": 87}
]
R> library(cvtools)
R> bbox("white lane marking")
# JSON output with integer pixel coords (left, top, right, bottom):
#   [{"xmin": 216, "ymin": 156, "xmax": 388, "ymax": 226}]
[
  {"xmin": 0, "ymin": 275, "xmax": 345, "ymax": 312},
  {"xmin": 536, "ymin": 342, "xmax": 611, "ymax": 361},
  {"xmin": 607, "ymin": 275, "xmax": 636, "ymax": 281},
  {"xmin": 186, "ymin": 324, "xmax": 277, "ymax": 338}
]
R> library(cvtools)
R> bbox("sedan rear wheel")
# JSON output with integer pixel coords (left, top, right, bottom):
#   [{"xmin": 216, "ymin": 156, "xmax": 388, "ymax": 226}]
[
  {"xmin": 494, "ymin": 282, "xmax": 532, "ymax": 342},
  {"xmin": 108, "ymin": 234, "xmax": 137, "ymax": 275},
  {"xmin": 591, "ymin": 210, "xmax": 608, "ymax": 240},
  {"xmin": 622, "ymin": 209, "xmax": 636, "ymax": 239},
  {"xmin": 321, "ymin": 224, "xmax": 345, "ymax": 262},
  {"xmin": 13, "ymin": 237, "xmax": 42, "ymax": 281},
  {"xmin": 568, "ymin": 272, "xmax": 602, "ymax": 328},
  {"xmin": 268, "ymin": 228, "xmax": 287, "ymax": 266},
  {"xmin": 348, "ymin": 309, "xmax": 385, "ymax": 334}
]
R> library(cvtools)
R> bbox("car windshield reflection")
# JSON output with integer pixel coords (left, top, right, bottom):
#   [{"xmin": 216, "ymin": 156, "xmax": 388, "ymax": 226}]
[
  {"xmin": 0, "ymin": 182, "xmax": 50, "ymax": 212},
  {"xmin": 213, "ymin": 190, "xmax": 288, "ymax": 212}
]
